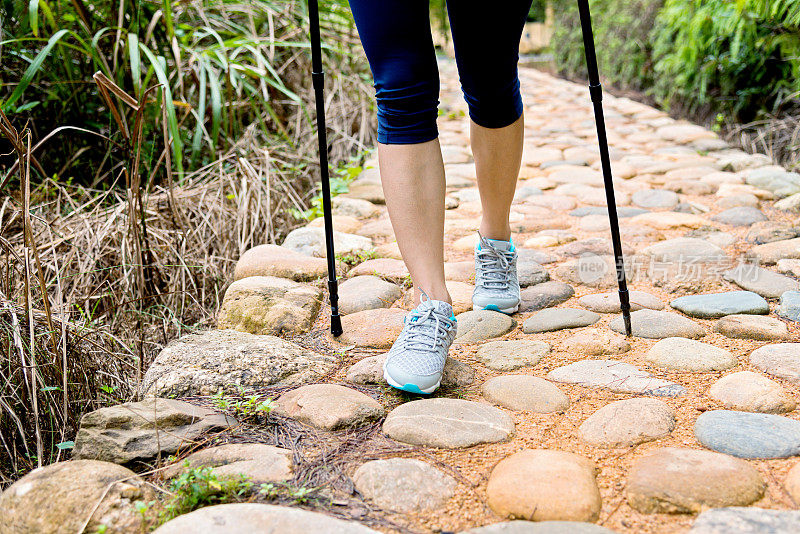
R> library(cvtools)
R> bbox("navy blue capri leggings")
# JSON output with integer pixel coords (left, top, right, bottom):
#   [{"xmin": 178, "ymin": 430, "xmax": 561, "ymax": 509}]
[{"xmin": 348, "ymin": 0, "xmax": 533, "ymax": 145}]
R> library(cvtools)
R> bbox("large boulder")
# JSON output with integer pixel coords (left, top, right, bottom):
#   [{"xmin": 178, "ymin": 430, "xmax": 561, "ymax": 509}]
[
  {"xmin": 141, "ymin": 330, "xmax": 337, "ymax": 397},
  {"xmin": 0, "ymin": 460, "xmax": 153, "ymax": 533}
]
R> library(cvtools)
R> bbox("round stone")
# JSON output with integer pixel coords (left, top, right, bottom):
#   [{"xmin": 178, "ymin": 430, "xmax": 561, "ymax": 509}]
[
  {"xmin": 547, "ymin": 360, "xmax": 685, "ymax": 396},
  {"xmin": 0, "ymin": 460, "xmax": 154, "ymax": 533},
  {"xmin": 518, "ymin": 261, "xmax": 550, "ymax": 287},
  {"xmin": 724, "ymin": 264, "xmax": 799, "ymax": 299},
  {"xmin": 482, "ymin": 376, "xmax": 569, "ymax": 413},
  {"xmin": 332, "ymin": 197, "xmax": 381, "ymax": 218},
  {"xmin": 336, "ymin": 308, "xmax": 407, "ymax": 349},
  {"xmin": 476, "ymin": 339, "xmax": 551, "ymax": 371},
  {"xmin": 560, "ymin": 329, "xmax": 631, "ymax": 356},
  {"xmin": 519, "ymin": 282, "xmax": 575, "ymax": 312},
  {"xmin": 713, "ymin": 314, "xmax": 790, "ymax": 341},
  {"xmin": 486, "ymin": 450, "xmax": 601, "ymax": 522},
  {"xmin": 746, "ymin": 221, "xmax": 800, "ymax": 244},
  {"xmin": 352, "ymin": 459, "xmax": 457, "ymax": 513},
  {"xmin": 338, "ymin": 275, "xmax": 401, "ymax": 315},
  {"xmin": 153, "ymin": 503, "xmax": 378, "ymax": 533},
  {"xmin": 694, "ymin": 410, "xmax": 800, "ymax": 459},
  {"xmin": 462, "ymin": 522, "xmax": 617, "ymax": 534},
  {"xmin": 578, "ymin": 398, "xmax": 675, "ymax": 448},
  {"xmin": 708, "ymin": 371, "xmax": 796, "ymax": 414},
  {"xmin": 348, "ymin": 258, "xmax": 409, "ymax": 283},
  {"xmin": 383, "ymin": 398, "xmax": 514, "ymax": 448},
  {"xmin": 578, "ymin": 290, "xmax": 664, "ymax": 313},
  {"xmin": 645, "ymin": 337, "xmax": 737, "ymax": 372},
  {"xmin": 712, "ymin": 207, "xmax": 768, "ymax": 226},
  {"xmin": 786, "ymin": 462, "xmax": 800, "ymax": 504},
  {"xmin": 632, "ymin": 189, "xmax": 679, "ymax": 209},
  {"xmin": 640, "ymin": 238, "xmax": 725, "ymax": 263},
  {"xmin": 626, "ymin": 447, "xmax": 765, "ymax": 513},
  {"xmin": 689, "ymin": 507, "xmax": 800, "ymax": 534},
  {"xmin": 162, "ymin": 444, "xmax": 293, "ymax": 485},
  {"xmin": 747, "ymin": 237, "xmax": 800, "ymax": 265},
  {"xmin": 274, "ymin": 384, "xmax": 384, "ymax": 431},
  {"xmin": 631, "ymin": 212, "xmax": 708, "ymax": 230},
  {"xmin": 522, "ymin": 308, "xmax": 600, "ymax": 334},
  {"xmin": 454, "ymin": 310, "xmax": 516, "ymax": 343},
  {"xmin": 750, "ymin": 343, "xmax": 800, "ymax": 383},
  {"xmin": 609, "ymin": 309, "xmax": 704, "ymax": 339},
  {"xmin": 233, "ymin": 244, "xmax": 334, "ymax": 282},
  {"xmin": 779, "ymin": 290, "xmax": 800, "ymax": 322},
  {"xmin": 282, "ymin": 226, "xmax": 373, "ymax": 258},
  {"xmin": 669, "ymin": 291, "xmax": 769, "ymax": 318}
]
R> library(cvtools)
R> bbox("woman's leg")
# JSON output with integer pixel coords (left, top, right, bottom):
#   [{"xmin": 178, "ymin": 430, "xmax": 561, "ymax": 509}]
[
  {"xmin": 446, "ymin": 0, "xmax": 532, "ymax": 241},
  {"xmin": 348, "ymin": 0, "xmax": 450, "ymax": 306}
]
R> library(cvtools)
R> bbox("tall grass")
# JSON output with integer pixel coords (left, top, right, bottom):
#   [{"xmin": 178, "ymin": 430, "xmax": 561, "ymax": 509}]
[{"xmin": 0, "ymin": 0, "xmax": 375, "ymax": 485}]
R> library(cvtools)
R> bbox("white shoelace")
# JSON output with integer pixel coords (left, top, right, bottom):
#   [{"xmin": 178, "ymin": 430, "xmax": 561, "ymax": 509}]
[
  {"xmin": 477, "ymin": 237, "xmax": 513, "ymax": 289},
  {"xmin": 400, "ymin": 292, "xmax": 454, "ymax": 352}
]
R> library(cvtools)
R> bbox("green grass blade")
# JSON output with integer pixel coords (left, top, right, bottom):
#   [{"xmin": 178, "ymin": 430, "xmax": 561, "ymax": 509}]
[
  {"xmin": 28, "ymin": 0, "xmax": 40, "ymax": 37},
  {"xmin": 128, "ymin": 33, "xmax": 141, "ymax": 99},
  {"xmin": 2, "ymin": 28, "xmax": 70, "ymax": 112}
]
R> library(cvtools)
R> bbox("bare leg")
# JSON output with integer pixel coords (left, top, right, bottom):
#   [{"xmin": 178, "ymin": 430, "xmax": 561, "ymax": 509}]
[
  {"xmin": 471, "ymin": 114, "xmax": 525, "ymax": 241},
  {"xmin": 378, "ymin": 139, "xmax": 451, "ymax": 306}
]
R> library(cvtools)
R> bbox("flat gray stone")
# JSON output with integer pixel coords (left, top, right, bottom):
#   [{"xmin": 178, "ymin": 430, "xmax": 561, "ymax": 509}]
[
  {"xmin": 73, "ymin": 398, "xmax": 237, "ymax": 465},
  {"xmin": 746, "ymin": 221, "xmax": 799, "ymax": 244},
  {"xmin": 346, "ymin": 354, "xmax": 474, "ymax": 389},
  {"xmin": 455, "ymin": 310, "xmax": 516, "ymax": 343},
  {"xmin": 670, "ymin": 291, "xmax": 768, "ymax": 318},
  {"xmin": 383, "ymin": 398, "xmax": 514, "ymax": 448},
  {"xmin": 632, "ymin": 189, "xmax": 679, "ymax": 209},
  {"xmin": 282, "ymin": 226, "xmax": 373, "ymax": 257},
  {"xmin": 712, "ymin": 207, "xmax": 767, "ymax": 226},
  {"xmin": 579, "ymin": 398, "xmax": 675, "ymax": 448},
  {"xmin": 560, "ymin": 329, "xmax": 631, "ymax": 356},
  {"xmin": 338, "ymin": 275, "xmax": 401, "ymax": 315},
  {"xmin": 778, "ymin": 290, "xmax": 800, "ymax": 322},
  {"xmin": 353, "ymin": 458, "xmax": 457, "ymax": 513},
  {"xmin": 695, "ymin": 410, "xmax": 800, "ymax": 458},
  {"xmin": 578, "ymin": 290, "xmax": 664, "ymax": 313},
  {"xmin": 744, "ymin": 167, "xmax": 800, "ymax": 198},
  {"xmin": 332, "ymin": 197, "xmax": 380, "ymax": 218},
  {"xmin": 273, "ymin": 384, "xmax": 384, "ymax": 430},
  {"xmin": 627, "ymin": 448, "xmax": 765, "ymax": 514},
  {"xmin": 747, "ymin": 237, "xmax": 800, "ymax": 265},
  {"xmin": 153, "ymin": 503, "xmax": 379, "ymax": 533},
  {"xmin": 518, "ymin": 261, "xmax": 550, "ymax": 287},
  {"xmin": 233, "ymin": 244, "xmax": 335, "ymax": 282},
  {"xmin": 640, "ymin": 238, "xmax": 726, "ymax": 263},
  {"xmin": 462, "ymin": 522, "xmax": 617, "ymax": 534},
  {"xmin": 776, "ymin": 192, "xmax": 800, "ymax": 212},
  {"xmin": 708, "ymin": 371, "xmax": 796, "ymax": 414},
  {"xmin": 690, "ymin": 507, "xmax": 800, "ymax": 534},
  {"xmin": 141, "ymin": 330, "xmax": 337, "ymax": 397},
  {"xmin": 779, "ymin": 258, "xmax": 800, "ymax": 277},
  {"xmin": 519, "ymin": 282, "xmax": 575, "ymax": 312},
  {"xmin": 557, "ymin": 237, "xmax": 634, "ymax": 258},
  {"xmin": 750, "ymin": 343, "xmax": 800, "ymax": 383},
  {"xmin": 482, "ymin": 375, "xmax": 569, "ymax": 413},
  {"xmin": 476, "ymin": 339, "xmax": 551, "ymax": 371},
  {"xmin": 713, "ymin": 314, "xmax": 790, "ymax": 341},
  {"xmin": 724, "ymin": 264, "xmax": 799, "ymax": 299},
  {"xmin": 570, "ymin": 206, "xmax": 646, "ymax": 218},
  {"xmin": 645, "ymin": 337, "xmax": 737, "ymax": 372},
  {"xmin": 547, "ymin": 360, "xmax": 685, "ymax": 396},
  {"xmin": 522, "ymin": 308, "xmax": 600, "ymax": 333},
  {"xmin": 610, "ymin": 309, "xmax": 704, "ymax": 339}
]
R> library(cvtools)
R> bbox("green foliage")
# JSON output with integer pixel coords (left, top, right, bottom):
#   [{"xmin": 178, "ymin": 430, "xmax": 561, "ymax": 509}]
[
  {"xmin": 291, "ymin": 152, "xmax": 369, "ymax": 221},
  {"xmin": 550, "ymin": 0, "xmax": 800, "ymax": 121},
  {"xmin": 551, "ymin": 0, "xmax": 664, "ymax": 91},
  {"xmin": 651, "ymin": 0, "xmax": 800, "ymax": 120},
  {"xmin": 335, "ymin": 248, "xmax": 379, "ymax": 266},
  {"xmin": 211, "ymin": 386, "xmax": 275, "ymax": 421},
  {"xmin": 158, "ymin": 463, "xmax": 253, "ymax": 525},
  {"xmin": 0, "ymin": 0, "xmax": 361, "ymax": 184}
]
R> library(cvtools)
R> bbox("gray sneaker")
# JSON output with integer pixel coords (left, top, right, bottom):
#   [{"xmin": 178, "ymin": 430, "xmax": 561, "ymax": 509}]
[
  {"xmin": 472, "ymin": 232, "xmax": 521, "ymax": 314},
  {"xmin": 383, "ymin": 291, "xmax": 457, "ymax": 395}
]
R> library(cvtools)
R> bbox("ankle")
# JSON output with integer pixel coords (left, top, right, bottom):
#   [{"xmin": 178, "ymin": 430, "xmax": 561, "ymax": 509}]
[
  {"xmin": 479, "ymin": 222, "xmax": 511, "ymax": 242},
  {"xmin": 414, "ymin": 285, "xmax": 451, "ymax": 306}
]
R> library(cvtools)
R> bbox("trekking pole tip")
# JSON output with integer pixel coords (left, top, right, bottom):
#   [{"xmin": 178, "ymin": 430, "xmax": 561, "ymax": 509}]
[
  {"xmin": 623, "ymin": 311, "xmax": 632, "ymax": 338},
  {"xmin": 330, "ymin": 313, "xmax": 343, "ymax": 337}
]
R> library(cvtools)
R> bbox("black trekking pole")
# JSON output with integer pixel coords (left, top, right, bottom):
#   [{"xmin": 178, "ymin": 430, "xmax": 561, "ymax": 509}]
[
  {"xmin": 576, "ymin": 0, "xmax": 632, "ymax": 336},
  {"xmin": 308, "ymin": 0, "xmax": 342, "ymax": 337}
]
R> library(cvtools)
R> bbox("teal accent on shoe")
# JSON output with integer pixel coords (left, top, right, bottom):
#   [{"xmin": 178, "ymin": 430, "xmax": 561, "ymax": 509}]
[
  {"xmin": 450, "ymin": 314, "xmax": 457, "ymax": 320},
  {"xmin": 484, "ymin": 304, "xmax": 500, "ymax": 311},
  {"xmin": 394, "ymin": 383, "xmax": 430, "ymax": 395},
  {"xmin": 509, "ymin": 239, "xmax": 515, "ymax": 252}
]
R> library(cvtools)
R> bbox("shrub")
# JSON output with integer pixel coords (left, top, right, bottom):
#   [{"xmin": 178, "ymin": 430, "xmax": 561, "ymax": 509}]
[{"xmin": 651, "ymin": 0, "xmax": 800, "ymax": 120}]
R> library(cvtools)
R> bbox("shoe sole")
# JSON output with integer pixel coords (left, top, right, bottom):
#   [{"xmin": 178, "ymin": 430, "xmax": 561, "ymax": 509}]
[
  {"xmin": 383, "ymin": 369, "xmax": 440, "ymax": 395},
  {"xmin": 473, "ymin": 303, "xmax": 519, "ymax": 314}
]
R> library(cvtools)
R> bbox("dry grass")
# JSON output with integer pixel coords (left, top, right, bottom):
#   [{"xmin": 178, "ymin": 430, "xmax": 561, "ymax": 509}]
[{"xmin": 725, "ymin": 101, "xmax": 800, "ymax": 171}]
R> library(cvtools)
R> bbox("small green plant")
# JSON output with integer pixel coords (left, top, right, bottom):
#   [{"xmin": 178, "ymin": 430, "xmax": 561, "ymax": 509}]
[
  {"xmin": 158, "ymin": 464, "xmax": 253, "ymax": 524},
  {"xmin": 211, "ymin": 387, "xmax": 275, "ymax": 421},
  {"xmin": 291, "ymin": 152, "xmax": 373, "ymax": 222},
  {"xmin": 335, "ymin": 249, "xmax": 379, "ymax": 267}
]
